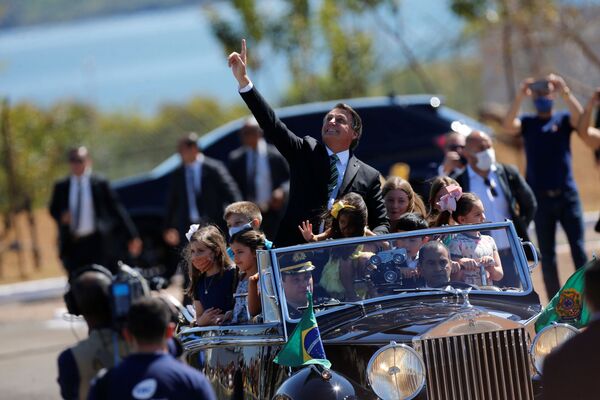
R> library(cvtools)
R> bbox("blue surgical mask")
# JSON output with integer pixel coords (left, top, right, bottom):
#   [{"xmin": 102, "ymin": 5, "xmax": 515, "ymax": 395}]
[
  {"xmin": 533, "ymin": 98, "xmax": 553, "ymax": 114},
  {"xmin": 229, "ymin": 222, "xmax": 253, "ymax": 238}
]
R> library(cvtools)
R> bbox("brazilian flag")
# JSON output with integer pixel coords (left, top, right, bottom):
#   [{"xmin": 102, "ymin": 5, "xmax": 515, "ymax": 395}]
[
  {"xmin": 274, "ymin": 291, "xmax": 331, "ymax": 369},
  {"xmin": 535, "ymin": 258, "xmax": 594, "ymax": 332}
]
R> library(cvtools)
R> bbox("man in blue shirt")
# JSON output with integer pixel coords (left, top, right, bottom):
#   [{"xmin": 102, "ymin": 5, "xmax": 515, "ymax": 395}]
[
  {"xmin": 502, "ymin": 73, "xmax": 589, "ymax": 299},
  {"xmin": 88, "ymin": 297, "xmax": 215, "ymax": 400}
]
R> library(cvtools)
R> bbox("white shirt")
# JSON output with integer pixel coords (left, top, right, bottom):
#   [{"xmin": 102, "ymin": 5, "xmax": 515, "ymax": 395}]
[
  {"xmin": 326, "ymin": 147, "xmax": 350, "ymax": 210},
  {"xmin": 466, "ymin": 164, "xmax": 510, "ymax": 249},
  {"xmin": 247, "ymin": 138, "xmax": 272, "ymax": 208},
  {"xmin": 185, "ymin": 154, "xmax": 204, "ymax": 223},
  {"xmin": 69, "ymin": 171, "xmax": 95, "ymax": 236}
]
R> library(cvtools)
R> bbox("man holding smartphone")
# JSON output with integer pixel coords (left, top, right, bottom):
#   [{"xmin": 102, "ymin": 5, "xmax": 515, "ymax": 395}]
[
  {"xmin": 437, "ymin": 130, "xmax": 467, "ymax": 176},
  {"xmin": 502, "ymin": 74, "xmax": 589, "ymax": 300}
]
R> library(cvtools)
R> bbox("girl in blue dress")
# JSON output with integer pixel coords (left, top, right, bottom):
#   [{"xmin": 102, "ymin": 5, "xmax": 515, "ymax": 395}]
[{"xmin": 185, "ymin": 225, "xmax": 237, "ymax": 326}]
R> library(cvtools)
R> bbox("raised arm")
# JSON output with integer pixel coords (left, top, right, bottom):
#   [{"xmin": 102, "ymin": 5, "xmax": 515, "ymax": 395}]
[
  {"xmin": 577, "ymin": 89, "xmax": 600, "ymax": 150},
  {"xmin": 228, "ymin": 39, "xmax": 303, "ymax": 159},
  {"xmin": 549, "ymin": 74, "xmax": 583, "ymax": 128},
  {"xmin": 502, "ymin": 78, "xmax": 533, "ymax": 136}
]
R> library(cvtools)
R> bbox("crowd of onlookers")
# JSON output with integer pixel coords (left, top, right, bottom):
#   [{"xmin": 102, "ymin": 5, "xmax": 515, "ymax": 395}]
[{"xmin": 53, "ymin": 46, "xmax": 600, "ymax": 400}]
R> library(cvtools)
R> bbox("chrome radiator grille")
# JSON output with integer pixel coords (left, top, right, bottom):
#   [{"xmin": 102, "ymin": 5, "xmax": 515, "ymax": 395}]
[{"xmin": 414, "ymin": 328, "xmax": 534, "ymax": 400}]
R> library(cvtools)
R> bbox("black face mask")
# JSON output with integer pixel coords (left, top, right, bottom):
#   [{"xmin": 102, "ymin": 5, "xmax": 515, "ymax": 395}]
[{"xmin": 459, "ymin": 155, "xmax": 468, "ymax": 166}]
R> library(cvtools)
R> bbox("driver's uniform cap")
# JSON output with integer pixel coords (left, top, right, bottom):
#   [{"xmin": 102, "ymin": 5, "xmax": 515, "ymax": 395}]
[{"xmin": 280, "ymin": 251, "xmax": 316, "ymax": 274}]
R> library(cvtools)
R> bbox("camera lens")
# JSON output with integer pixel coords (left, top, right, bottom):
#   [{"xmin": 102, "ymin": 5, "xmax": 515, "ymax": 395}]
[
  {"xmin": 370, "ymin": 255, "xmax": 382, "ymax": 266},
  {"xmin": 384, "ymin": 270, "xmax": 399, "ymax": 283}
]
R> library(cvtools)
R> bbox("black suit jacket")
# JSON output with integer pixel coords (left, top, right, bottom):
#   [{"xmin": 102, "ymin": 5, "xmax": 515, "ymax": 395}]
[
  {"xmin": 240, "ymin": 87, "xmax": 389, "ymax": 247},
  {"xmin": 48, "ymin": 174, "xmax": 139, "ymax": 257},
  {"xmin": 165, "ymin": 156, "xmax": 242, "ymax": 235},
  {"xmin": 227, "ymin": 143, "xmax": 290, "ymax": 200},
  {"xmin": 451, "ymin": 163, "xmax": 537, "ymax": 243},
  {"xmin": 542, "ymin": 320, "xmax": 600, "ymax": 399}
]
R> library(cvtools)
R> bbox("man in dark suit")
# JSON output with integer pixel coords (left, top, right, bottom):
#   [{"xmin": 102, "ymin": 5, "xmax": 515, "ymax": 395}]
[
  {"xmin": 228, "ymin": 117, "xmax": 290, "ymax": 239},
  {"xmin": 49, "ymin": 147, "xmax": 142, "ymax": 277},
  {"xmin": 542, "ymin": 258, "xmax": 600, "ymax": 400},
  {"xmin": 163, "ymin": 133, "xmax": 242, "ymax": 248},
  {"xmin": 451, "ymin": 130, "xmax": 537, "ymax": 286},
  {"xmin": 227, "ymin": 40, "xmax": 389, "ymax": 247}
]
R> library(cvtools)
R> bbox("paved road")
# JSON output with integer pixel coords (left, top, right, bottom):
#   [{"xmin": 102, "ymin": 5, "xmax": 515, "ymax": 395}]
[
  {"xmin": 0, "ymin": 219, "xmax": 598, "ymax": 399},
  {"xmin": 0, "ymin": 298, "xmax": 86, "ymax": 399}
]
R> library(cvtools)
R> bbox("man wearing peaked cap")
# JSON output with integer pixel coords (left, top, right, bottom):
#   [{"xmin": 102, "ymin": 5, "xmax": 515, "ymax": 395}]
[{"xmin": 280, "ymin": 252, "xmax": 315, "ymax": 319}]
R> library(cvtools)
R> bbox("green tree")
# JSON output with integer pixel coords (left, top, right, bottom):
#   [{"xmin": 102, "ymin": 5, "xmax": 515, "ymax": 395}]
[
  {"xmin": 449, "ymin": 0, "xmax": 600, "ymax": 98},
  {"xmin": 205, "ymin": 0, "xmax": 382, "ymax": 104}
]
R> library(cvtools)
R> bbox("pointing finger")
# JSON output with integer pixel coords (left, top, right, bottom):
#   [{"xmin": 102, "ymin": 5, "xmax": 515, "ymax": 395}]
[{"xmin": 241, "ymin": 38, "xmax": 247, "ymax": 64}]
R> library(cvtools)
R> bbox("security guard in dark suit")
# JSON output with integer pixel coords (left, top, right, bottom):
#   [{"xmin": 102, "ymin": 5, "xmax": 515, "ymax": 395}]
[{"xmin": 49, "ymin": 147, "xmax": 142, "ymax": 277}]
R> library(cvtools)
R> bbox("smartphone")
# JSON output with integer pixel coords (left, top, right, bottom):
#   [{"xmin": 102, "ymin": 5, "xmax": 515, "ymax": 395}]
[{"xmin": 529, "ymin": 79, "xmax": 550, "ymax": 94}]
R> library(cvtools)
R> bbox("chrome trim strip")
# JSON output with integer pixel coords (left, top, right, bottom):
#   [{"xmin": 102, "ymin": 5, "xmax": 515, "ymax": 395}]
[
  {"xmin": 446, "ymin": 337, "xmax": 457, "ymax": 398},
  {"xmin": 183, "ymin": 337, "xmax": 286, "ymax": 352},
  {"xmin": 510, "ymin": 329, "xmax": 523, "ymax": 398},
  {"xmin": 459, "ymin": 335, "xmax": 472, "ymax": 400},
  {"xmin": 495, "ymin": 331, "xmax": 508, "ymax": 399},
  {"xmin": 452, "ymin": 336, "xmax": 465, "ymax": 399},
  {"xmin": 503, "ymin": 330, "xmax": 515, "ymax": 397},
  {"xmin": 430, "ymin": 339, "xmax": 442, "ymax": 400}
]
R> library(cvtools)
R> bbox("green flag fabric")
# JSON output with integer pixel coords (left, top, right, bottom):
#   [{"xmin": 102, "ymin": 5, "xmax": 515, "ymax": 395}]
[
  {"xmin": 535, "ymin": 259, "xmax": 594, "ymax": 332},
  {"xmin": 274, "ymin": 291, "xmax": 332, "ymax": 369}
]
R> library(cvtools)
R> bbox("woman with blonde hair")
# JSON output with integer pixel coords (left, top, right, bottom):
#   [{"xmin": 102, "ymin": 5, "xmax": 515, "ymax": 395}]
[{"xmin": 381, "ymin": 176, "xmax": 427, "ymax": 232}]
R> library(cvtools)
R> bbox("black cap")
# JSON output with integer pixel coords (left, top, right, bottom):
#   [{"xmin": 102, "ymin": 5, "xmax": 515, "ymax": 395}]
[{"xmin": 279, "ymin": 251, "xmax": 316, "ymax": 274}]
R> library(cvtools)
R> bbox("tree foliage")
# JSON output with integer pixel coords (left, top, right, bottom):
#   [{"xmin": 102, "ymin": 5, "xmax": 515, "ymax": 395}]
[
  {"xmin": 449, "ymin": 0, "xmax": 600, "ymax": 98},
  {"xmin": 205, "ymin": 0, "xmax": 382, "ymax": 104}
]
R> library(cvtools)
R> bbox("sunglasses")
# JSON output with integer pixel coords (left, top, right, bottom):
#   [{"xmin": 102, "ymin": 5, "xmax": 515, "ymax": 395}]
[
  {"xmin": 69, "ymin": 158, "xmax": 85, "ymax": 164},
  {"xmin": 447, "ymin": 144, "xmax": 465, "ymax": 152}
]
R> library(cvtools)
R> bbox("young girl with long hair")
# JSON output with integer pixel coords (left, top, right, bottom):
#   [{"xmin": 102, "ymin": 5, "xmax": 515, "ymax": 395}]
[
  {"xmin": 427, "ymin": 176, "xmax": 462, "ymax": 227},
  {"xmin": 298, "ymin": 192, "xmax": 378, "ymax": 299},
  {"xmin": 185, "ymin": 225, "xmax": 236, "ymax": 326},
  {"xmin": 443, "ymin": 192, "xmax": 504, "ymax": 285},
  {"xmin": 229, "ymin": 228, "xmax": 266, "ymax": 324},
  {"xmin": 382, "ymin": 176, "xmax": 427, "ymax": 231}
]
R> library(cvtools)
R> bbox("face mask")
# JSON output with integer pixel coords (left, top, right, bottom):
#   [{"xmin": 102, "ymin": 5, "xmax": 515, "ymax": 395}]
[
  {"xmin": 533, "ymin": 98, "xmax": 553, "ymax": 114},
  {"xmin": 475, "ymin": 148, "xmax": 495, "ymax": 171},
  {"xmin": 228, "ymin": 222, "xmax": 253, "ymax": 238}
]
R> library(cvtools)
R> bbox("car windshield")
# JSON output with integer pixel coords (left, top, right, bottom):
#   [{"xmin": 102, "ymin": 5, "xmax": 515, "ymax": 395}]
[{"xmin": 273, "ymin": 222, "xmax": 530, "ymax": 319}]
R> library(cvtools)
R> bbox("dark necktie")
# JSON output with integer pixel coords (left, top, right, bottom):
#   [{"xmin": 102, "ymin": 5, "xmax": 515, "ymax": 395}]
[
  {"xmin": 187, "ymin": 166, "xmax": 197, "ymax": 195},
  {"xmin": 484, "ymin": 177, "xmax": 498, "ymax": 197},
  {"xmin": 328, "ymin": 154, "xmax": 339, "ymax": 199},
  {"xmin": 72, "ymin": 178, "xmax": 82, "ymax": 232},
  {"xmin": 247, "ymin": 150, "xmax": 257, "ymax": 201}
]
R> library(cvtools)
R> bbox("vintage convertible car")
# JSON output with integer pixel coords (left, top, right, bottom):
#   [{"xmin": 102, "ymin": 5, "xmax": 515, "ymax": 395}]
[{"xmin": 177, "ymin": 221, "xmax": 575, "ymax": 399}]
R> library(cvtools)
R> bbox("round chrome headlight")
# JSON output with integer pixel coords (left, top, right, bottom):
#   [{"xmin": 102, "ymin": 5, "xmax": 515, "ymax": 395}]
[
  {"xmin": 531, "ymin": 323, "xmax": 579, "ymax": 374},
  {"xmin": 367, "ymin": 342, "xmax": 425, "ymax": 400}
]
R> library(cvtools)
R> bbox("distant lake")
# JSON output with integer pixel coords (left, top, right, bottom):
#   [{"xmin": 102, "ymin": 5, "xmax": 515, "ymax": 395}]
[{"xmin": 0, "ymin": 2, "xmax": 463, "ymax": 114}]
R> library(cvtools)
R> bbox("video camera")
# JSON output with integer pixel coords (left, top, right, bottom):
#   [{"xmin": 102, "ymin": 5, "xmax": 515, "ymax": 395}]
[
  {"xmin": 368, "ymin": 248, "xmax": 410, "ymax": 285},
  {"xmin": 109, "ymin": 263, "xmax": 149, "ymax": 330},
  {"xmin": 64, "ymin": 262, "xmax": 150, "ymax": 331}
]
